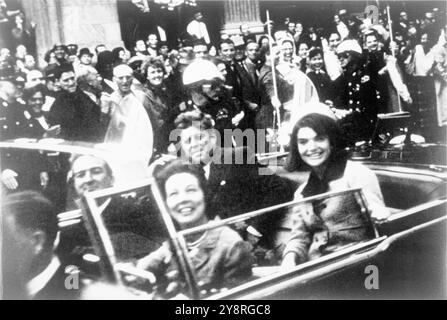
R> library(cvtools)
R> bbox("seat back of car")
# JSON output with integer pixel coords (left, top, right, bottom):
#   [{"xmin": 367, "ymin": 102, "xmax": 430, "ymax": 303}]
[{"xmin": 373, "ymin": 169, "xmax": 446, "ymax": 210}]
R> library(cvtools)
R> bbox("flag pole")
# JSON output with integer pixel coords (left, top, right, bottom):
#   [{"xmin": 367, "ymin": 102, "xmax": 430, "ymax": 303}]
[
  {"xmin": 386, "ymin": 4, "xmax": 403, "ymax": 113},
  {"xmin": 265, "ymin": 10, "xmax": 283, "ymax": 151}
]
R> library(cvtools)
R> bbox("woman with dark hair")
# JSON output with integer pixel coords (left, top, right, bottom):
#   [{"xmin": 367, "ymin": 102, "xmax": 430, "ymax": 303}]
[
  {"xmin": 296, "ymin": 40, "xmax": 310, "ymax": 73},
  {"xmin": 111, "ymin": 47, "xmax": 126, "ymax": 65},
  {"xmin": 306, "ymin": 47, "xmax": 335, "ymax": 103},
  {"xmin": 22, "ymin": 83, "xmax": 60, "ymax": 138},
  {"xmin": 137, "ymin": 160, "xmax": 253, "ymax": 294},
  {"xmin": 142, "ymin": 56, "xmax": 173, "ymax": 154},
  {"xmin": 280, "ymin": 112, "xmax": 389, "ymax": 267}
]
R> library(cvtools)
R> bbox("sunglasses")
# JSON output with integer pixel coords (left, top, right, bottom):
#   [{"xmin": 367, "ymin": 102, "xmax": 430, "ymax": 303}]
[{"xmin": 337, "ymin": 52, "xmax": 350, "ymax": 59}]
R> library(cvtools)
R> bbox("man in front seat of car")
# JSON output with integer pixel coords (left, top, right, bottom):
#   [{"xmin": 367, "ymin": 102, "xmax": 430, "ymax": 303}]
[
  {"xmin": 71, "ymin": 154, "xmax": 114, "ymax": 198},
  {"xmin": 2, "ymin": 191, "xmax": 82, "ymax": 300},
  {"xmin": 69, "ymin": 154, "xmax": 165, "ymax": 260}
]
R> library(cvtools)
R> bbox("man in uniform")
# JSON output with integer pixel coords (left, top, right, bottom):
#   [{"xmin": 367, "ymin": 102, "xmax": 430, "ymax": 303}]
[
  {"xmin": 333, "ymin": 39, "xmax": 380, "ymax": 144},
  {"xmin": 0, "ymin": 73, "xmax": 48, "ymax": 194},
  {"xmin": 0, "ymin": 70, "xmax": 23, "ymax": 140},
  {"xmin": 179, "ymin": 59, "xmax": 243, "ymax": 141}
]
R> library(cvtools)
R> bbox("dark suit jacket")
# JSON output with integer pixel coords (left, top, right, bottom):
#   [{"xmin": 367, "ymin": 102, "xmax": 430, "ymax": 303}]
[
  {"xmin": 101, "ymin": 195, "xmax": 166, "ymax": 260},
  {"xmin": 32, "ymin": 264, "xmax": 81, "ymax": 300},
  {"xmin": 48, "ymin": 89, "xmax": 104, "ymax": 142},
  {"xmin": 307, "ymin": 71, "xmax": 335, "ymax": 103},
  {"xmin": 206, "ymin": 147, "xmax": 297, "ymax": 244},
  {"xmin": 234, "ymin": 58, "xmax": 261, "ymax": 105}
]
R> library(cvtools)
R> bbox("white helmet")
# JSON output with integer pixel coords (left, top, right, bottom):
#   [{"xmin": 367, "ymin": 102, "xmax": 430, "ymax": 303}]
[
  {"xmin": 182, "ymin": 59, "xmax": 224, "ymax": 86},
  {"xmin": 337, "ymin": 39, "xmax": 363, "ymax": 55}
]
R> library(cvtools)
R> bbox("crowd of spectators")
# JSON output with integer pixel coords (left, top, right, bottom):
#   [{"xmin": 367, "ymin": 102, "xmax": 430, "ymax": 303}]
[
  {"xmin": 1, "ymin": 4, "xmax": 446, "ymax": 156},
  {"xmin": 1, "ymin": 2, "xmax": 446, "ymax": 300}
]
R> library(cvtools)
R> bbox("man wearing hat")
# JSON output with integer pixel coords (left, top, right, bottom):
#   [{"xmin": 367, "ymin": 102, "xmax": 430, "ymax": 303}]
[
  {"xmin": 78, "ymin": 48, "xmax": 93, "ymax": 67},
  {"xmin": 332, "ymin": 39, "xmax": 379, "ymax": 144},
  {"xmin": 0, "ymin": 71, "xmax": 22, "ymax": 140},
  {"xmin": 0, "ymin": 74, "xmax": 51, "ymax": 194},
  {"xmin": 66, "ymin": 44, "xmax": 78, "ymax": 64},
  {"xmin": 179, "ymin": 59, "xmax": 241, "ymax": 137},
  {"xmin": 52, "ymin": 44, "xmax": 69, "ymax": 65}
]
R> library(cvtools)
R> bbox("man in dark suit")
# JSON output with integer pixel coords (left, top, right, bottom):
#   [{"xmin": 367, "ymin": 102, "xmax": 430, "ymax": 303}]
[
  {"xmin": 170, "ymin": 110, "xmax": 296, "ymax": 246},
  {"xmin": 2, "ymin": 191, "xmax": 81, "ymax": 299},
  {"xmin": 65, "ymin": 154, "xmax": 165, "ymax": 261},
  {"xmin": 233, "ymin": 41, "xmax": 263, "ymax": 130},
  {"xmin": 219, "ymin": 39, "xmax": 242, "ymax": 100},
  {"xmin": 48, "ymin": 63, "xmax": 104, "ymax": 142}
]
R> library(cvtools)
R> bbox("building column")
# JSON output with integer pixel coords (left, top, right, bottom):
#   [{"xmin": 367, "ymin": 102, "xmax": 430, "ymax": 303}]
[
  {"xmin": 221, "ymin": 0, "xmax": 264, "ymax": 36},
  {"xmin": 21, "ymin": 0, "xmax": 123, "ymax": 66}
]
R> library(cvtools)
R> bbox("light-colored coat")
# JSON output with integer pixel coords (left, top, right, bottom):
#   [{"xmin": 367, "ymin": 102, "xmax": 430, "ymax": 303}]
[{"xmin": 281, "ymin": 161, "xmax": 389, "ymax": 263}]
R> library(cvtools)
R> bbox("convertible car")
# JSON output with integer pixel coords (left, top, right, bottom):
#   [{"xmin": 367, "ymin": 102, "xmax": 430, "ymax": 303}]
[{"xmin": 1, "ymin": 136, "xmax": 446, "ymax": 299}]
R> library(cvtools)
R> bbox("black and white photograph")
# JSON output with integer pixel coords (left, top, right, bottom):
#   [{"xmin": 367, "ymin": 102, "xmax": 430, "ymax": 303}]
[{"xmin": 0, "ymin": 0, "xmax": 446, "ymax": 302}]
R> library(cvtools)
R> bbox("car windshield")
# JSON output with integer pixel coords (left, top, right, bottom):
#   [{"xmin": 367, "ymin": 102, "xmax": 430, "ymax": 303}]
[
  {"xmin": 82, "ymin": 182, "xmax": 378, "ymax": 299},
  {"xmin": 0, "ymin": 142, "xmax": 153, "ymax": 293}
]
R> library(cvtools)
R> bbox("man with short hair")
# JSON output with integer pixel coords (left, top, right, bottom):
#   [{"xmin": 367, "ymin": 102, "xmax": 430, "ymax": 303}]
[
  {"xmin": 219, "ymin": 39, "xmax": 243, "ymax": 102},
  {"xmin": 134, "ymin": 39, "xmax": 148, "ymax": 57},
  {"xmin": 186, "ymin": 11, "xmax": 210, "ymax": 45},
  {"xmin": 68, "ymin": 154, "xmax": 163, "ymax": 260},
  {"xmin": 52, "ymin": 44, "xmax": 69, "ymax": 65},
  {"xmin": 324, "ymin": 32, "xmax": 343, "ymax": 81},
  {"xmin": 286, "ymin": 21, "xmax": 296, "ymax": 37},
  {"xmin": 71, "ymin": 154, "xmax": 114, "ymax": 197},
  {"xmin": 169, "ymin": 110, "xmax": 296, "ymax": 248},
  {"xmin": 146, "ymin": 34, "xmax": 158, "ymax": 58},
  {"xmin": 104, "ymin": 64, "xmax": 153, "ymax": 164},
  {"xmin": 397, "ymin": 11, "xmax": 409, "ymax": 35},
  {"xmin": 76, "ymin": 66, "xmax": 111, "ymax": 131},
  {"xmin": 363, "ymin": 31, "xmax": 389, "ymax": 113},
  {"xmin": 233, "ymin": 41, "xmax": 263, "ymax": 130},
  {"xmin": 2, "ymin": 191, "xmax": 81, "ymax": 299},
  {"xmin": 48, "ymin": 63, "xmax": 104, "ymax": 142},
  {"xmin": 193, "ymin": 39, "xmax": 209, "ymax": 60},
  {"xmin": 23, "ymin": 54, "xmax": 36, "ymax": 71},
  {"xmin": 76, "ymin": 66, "xmax": 104, "ymax": 104}
]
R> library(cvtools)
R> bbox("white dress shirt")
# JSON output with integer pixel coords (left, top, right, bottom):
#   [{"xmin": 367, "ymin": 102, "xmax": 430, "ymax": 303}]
[
  {"xmin": 27, "ymin": 256, "xmax": 61, "ymax": 298},
  {"xmin": 186, "ymin": 20, "xmax": 210, "ymax": 44}
]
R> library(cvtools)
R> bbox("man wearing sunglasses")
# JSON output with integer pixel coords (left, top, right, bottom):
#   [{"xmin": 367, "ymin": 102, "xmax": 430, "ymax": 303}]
[
  {"xmin": 332, "ymin": 39, "xmax": 380, "ymax": 145},
  {"xmin": 178, "ymin": 59, "xmax": 244, "ymax": 142}
]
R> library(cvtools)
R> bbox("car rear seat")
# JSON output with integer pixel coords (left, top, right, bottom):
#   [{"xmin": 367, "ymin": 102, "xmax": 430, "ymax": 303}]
[{"xmin": 374, "ymin": 170, "xmax": 446, "ymax": 211}]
